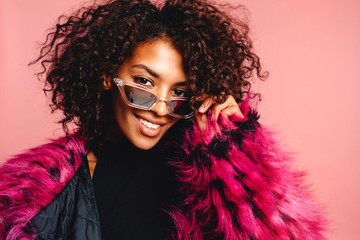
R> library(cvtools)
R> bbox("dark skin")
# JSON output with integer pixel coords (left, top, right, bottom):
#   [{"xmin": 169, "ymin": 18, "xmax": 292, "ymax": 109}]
[{"xmin": 86, "ymin": 39, "xmax": 244, "ymax": 178}]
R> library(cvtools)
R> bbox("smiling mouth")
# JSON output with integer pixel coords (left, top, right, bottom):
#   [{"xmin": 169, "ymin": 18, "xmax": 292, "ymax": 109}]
[{"xmin": 139, "ymin": 117, "xmax": 161, "ymax": 129}]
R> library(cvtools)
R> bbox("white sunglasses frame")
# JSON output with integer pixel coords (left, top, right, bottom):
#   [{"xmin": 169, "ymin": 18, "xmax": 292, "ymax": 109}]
[{"xmin": 113, "ymin": 78, "xmax": 194, "ymax": 119}]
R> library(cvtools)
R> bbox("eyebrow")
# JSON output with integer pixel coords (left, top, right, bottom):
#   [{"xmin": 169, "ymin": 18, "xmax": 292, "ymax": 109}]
[
  {"xmin": 175, "ymin": 81, "xmax": 187, "ymax": 86},
  {"xmin": 131, "ymin": 64, "xmax": 187, "ymax": 86},
  {"xmin": 131, "ymin": 64, "xmax": 159, "ymax": 78}
]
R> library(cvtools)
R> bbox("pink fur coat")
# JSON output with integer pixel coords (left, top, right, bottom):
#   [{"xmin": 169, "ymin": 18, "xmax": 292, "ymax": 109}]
[{"xmin": 0, "ymin": 102, "xmax": 327, "ymax": 240}]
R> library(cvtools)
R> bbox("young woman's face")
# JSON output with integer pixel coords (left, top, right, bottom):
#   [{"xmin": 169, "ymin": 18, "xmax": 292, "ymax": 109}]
[{"xmin": 109, "ymin": 39, "xmax": 188, "ymax": 150}]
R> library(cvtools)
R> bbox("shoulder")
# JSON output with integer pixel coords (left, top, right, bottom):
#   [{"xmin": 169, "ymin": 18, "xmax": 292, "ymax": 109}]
[
  {"xmin": 171, "ymin": 103, "xmax": 327, "ymax": 239},
  {"xmin": 0, "ymin": 132, "xmax": 86, "ymax": 183},
  {"xmin": 0, "ymin": 132, "xmax": 87, "ymax": 239}
]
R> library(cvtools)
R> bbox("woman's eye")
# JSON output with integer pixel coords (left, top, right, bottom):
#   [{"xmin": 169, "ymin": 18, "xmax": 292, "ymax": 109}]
[
  {"xmin": 134, "ymin": 77, "xmax": 153, "ymax": 86},
  {"xmin": 172, "ymin": 89, "xmax": 188, "ymax": 97}
]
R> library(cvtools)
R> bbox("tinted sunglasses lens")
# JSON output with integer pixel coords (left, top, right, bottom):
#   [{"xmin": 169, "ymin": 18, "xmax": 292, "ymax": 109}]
[
  {"xmin": 169, "ymin": 99, "xmax": 193, "ymax": 117},
  {"xmin": 123, "ymin": 85, "xmax": 157, "ymax": 108}
]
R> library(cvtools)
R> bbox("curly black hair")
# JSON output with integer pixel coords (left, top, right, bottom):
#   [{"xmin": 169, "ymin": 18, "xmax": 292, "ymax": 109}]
[{"xmin": 31, "ymin": 0, "xmax": 267, "ymax": 145}]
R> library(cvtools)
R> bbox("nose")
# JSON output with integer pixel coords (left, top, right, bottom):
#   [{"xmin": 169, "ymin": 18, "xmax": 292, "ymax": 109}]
[{"xmin": 151, "ymin": 98, "xmax": 169, "ymax": 117}]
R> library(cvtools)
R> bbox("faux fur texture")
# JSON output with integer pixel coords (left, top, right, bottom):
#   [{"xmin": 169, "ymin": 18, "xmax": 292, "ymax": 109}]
[
  {"xmin": 0, "ymin": 134, "xmax": 86, "ymax": 240},
  {"xmin": 0, "ymin": 101, "xmax": 326, "ymax": 240},
  {"xmin": 169, "ymin": 102, "xmax": 327, "ymax": 239}
]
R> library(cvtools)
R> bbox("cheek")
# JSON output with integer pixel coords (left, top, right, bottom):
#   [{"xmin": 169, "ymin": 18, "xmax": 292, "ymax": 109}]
[
  {"xmin": 112, "ymin": 93, "xmax": 125, "ymax": 118},
  {"xmin": 112, "ymin": 92, "xmax": 133, "ymax": 130}
]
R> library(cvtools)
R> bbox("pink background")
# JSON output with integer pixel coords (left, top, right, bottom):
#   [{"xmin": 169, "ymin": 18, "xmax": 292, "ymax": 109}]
[{"xmin": 0, "ymin": 0, "xmax": 359, "ymax": 239}]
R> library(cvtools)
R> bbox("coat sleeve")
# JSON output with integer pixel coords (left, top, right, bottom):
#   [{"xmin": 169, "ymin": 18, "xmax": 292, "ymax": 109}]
[
  {"xmin": 0, "ymin": 133, "xmax": 85, "ymax": 240},
  {"xmin": 169, "ymin": 102, "xmax": 328, "ymax": 240}
]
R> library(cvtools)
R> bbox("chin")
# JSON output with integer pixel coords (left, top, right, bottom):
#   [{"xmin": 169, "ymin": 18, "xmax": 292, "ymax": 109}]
[{"xmin": 129, "ymin": 136, "xmax": 162, "ymax": 150}]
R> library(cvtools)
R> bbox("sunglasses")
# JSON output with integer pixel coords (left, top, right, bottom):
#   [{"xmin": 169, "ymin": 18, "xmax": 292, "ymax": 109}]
[{"xmin": 113, "ymin": 78, "xmax": 194, "ymax": 119}]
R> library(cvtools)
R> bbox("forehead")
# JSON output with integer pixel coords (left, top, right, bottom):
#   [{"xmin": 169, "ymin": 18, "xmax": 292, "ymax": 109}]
[{"xmin": 119, "ymin": 39, "xmax": 187, "ymax": 84}]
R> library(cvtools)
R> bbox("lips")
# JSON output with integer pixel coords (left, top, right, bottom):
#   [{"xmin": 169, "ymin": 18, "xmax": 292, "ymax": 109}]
[{"xmin": 135, "ymin": 114, "xmax": 168, "ymax": 137}]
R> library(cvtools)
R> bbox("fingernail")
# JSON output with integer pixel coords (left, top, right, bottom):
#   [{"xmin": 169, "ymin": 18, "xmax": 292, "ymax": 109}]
[{"xmin": 201, "ymin": 114, "xmax": 207, "ymax": 122}]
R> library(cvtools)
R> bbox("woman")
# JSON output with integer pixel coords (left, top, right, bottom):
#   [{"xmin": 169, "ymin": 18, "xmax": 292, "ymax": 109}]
[{"xmin": 0, "ymin": 0, "xmax": 326, "ymax": 239}]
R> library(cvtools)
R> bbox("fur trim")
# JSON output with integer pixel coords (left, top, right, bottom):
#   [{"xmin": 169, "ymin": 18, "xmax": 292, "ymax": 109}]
[
  {"xmin": 169, "ymin": 102, "xmax": 327, "ymax": 240},
  {"xmin": 0, "ymin": 133, "xmax": 86, "ymax": 240},
  {"xmin": 0, "ymin": 101, "xmax": 327, "ymax": 240}
]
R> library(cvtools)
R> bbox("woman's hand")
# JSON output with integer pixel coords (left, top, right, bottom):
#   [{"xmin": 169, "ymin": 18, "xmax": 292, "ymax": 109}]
[{"xmin": 195, "ymin": 95, "xmax": 244, "ymax": 134}]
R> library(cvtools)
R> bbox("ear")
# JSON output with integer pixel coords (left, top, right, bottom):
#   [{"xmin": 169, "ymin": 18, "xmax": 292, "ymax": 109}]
[{"xmin": 101, "ymin": 75, "xmax": 112, "ymax": 90}]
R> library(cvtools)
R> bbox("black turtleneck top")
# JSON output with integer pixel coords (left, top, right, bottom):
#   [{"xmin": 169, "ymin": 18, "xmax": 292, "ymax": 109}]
[{"xmin": 91, "ymin": 138, "xmax": 179, "ymax": 240}]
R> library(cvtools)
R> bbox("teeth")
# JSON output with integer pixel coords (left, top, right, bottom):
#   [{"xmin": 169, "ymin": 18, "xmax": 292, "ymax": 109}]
[{"xmin": 139, "ymin": 118, "xmax": 161, "ymax": 129}]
